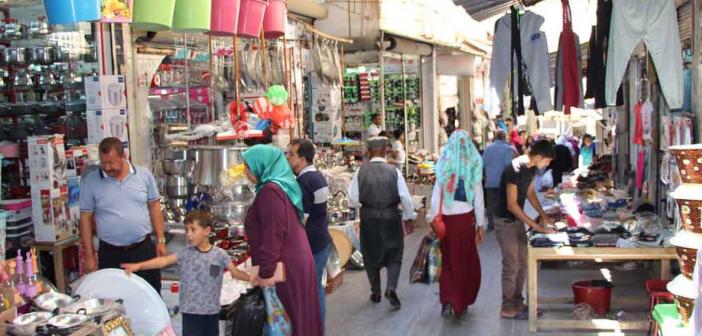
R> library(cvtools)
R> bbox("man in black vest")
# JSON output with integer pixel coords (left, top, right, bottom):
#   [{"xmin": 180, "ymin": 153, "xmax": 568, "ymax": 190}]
[{"xmin": 347, "ymin": 136, "xmax": 416, "ymax": 310}]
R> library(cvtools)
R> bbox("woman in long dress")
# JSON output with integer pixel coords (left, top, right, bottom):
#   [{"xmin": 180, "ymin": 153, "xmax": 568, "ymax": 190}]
[
  {"xmin": 429, "ymin": 130, "xmax": 486, "ymax": 319},
  {"xmin": 242, "ymin": 144, "xmax": 323, "ymax": 336}
]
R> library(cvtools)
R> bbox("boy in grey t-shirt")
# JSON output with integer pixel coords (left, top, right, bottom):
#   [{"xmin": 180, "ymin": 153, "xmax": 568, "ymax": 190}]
[{"xmin": 122, "ymin": 211, "xmax": 250, "ymax": 336}]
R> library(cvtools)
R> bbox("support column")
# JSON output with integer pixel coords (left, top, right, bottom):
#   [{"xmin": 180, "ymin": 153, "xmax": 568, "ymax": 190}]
[{"xmin": 421, "ymin": 46, "xmax": 438, "ymax": 153}]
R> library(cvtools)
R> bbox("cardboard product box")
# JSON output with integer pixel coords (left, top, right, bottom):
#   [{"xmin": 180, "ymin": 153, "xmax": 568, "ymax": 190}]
[
  {"xmin": 27, "ymin": 135, "xmax": 67, "ymax": 190},
  {"xmin": 86, "ymin": 108, "xmax": 129, "ymax": 145},
  {"xmin": 66, "ymin": 177, "xmax": 81, "ymax": 237},
  {"xmin": 31, "ymin": 185, "xmax": 72, "ymax": 242},
  {"xmin": 84, "ymin": 75, "xmax": 127, "ymax": 110},
  {"xmin": 65, "ymin": 146, "xmax": 89, "ymax": 177}
]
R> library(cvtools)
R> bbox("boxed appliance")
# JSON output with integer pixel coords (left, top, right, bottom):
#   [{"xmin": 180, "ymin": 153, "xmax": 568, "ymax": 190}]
[
  {"xmin": 27, "ymin": 135, "xmax": 67, "ymax": 190},
  {"xmin": 31, "ymin": 184, "xmax": 71, "ymax": 242},
  {"xmin": 84, "ymin": 75, "xmax": 127, "ymax": 110},
  {"xmin": 65, "ymin": 146, "xmax": 89, "ymax": 177},
  {"xmin": 86, "ymin": 108, "xmax": 129, "ymax": 144}
]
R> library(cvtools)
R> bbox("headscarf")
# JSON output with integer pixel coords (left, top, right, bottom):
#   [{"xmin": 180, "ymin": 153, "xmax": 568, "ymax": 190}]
[
  {"xmin": 241, "ymin": 144, "xmax": 304, "ymax": 218},
  {"xmin": 435, "ymin": 130, "xmax": 483, "ymax": 207}
]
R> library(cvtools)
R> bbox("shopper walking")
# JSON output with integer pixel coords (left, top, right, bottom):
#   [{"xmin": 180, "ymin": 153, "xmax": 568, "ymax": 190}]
[
  {"xmin": 121, "ymin": 211, "xmax": 250, "ymax": 336},
  {"xmin": 79, "ymin": 137, "xmax": 166, "ymax": 293},
  {"xmin": 347, "ymin": 136, "xmax": 416, "ymax": 310},
  {"xmin": 429, "ymin": 130, "xmax": 486, "ymax": 319},
  {"xmin": 242, "ymin": 145, "xmax": 323, "ymax": 336},
  {"xmin": 482, "ymin": 130, "xmax": 515, "ymax": 230},
  {"xmin": 286, "ymin": 138, "xmax": 332, "ymax": 329},
  {"xmin": 495, "ymin": 140, "xmax": 557, "ymax": 319}
]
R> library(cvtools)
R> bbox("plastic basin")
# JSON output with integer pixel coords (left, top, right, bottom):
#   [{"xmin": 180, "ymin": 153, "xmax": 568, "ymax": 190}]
[{"xmin": 572, "ymin": 280, "xmax": 613, "ymax": 316}]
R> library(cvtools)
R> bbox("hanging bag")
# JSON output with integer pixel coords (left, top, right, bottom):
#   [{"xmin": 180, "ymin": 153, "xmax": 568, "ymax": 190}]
[
  {"xmin": 263, "ymin": 286, "xmax": 293, "ymax": 336},
  {"xmin": 431, "ymin": 192, "xmax": 446, "ymax": 239},
  {"xmin": 409, "ymin": 233, "xmax": 434, "ymax": 283}
]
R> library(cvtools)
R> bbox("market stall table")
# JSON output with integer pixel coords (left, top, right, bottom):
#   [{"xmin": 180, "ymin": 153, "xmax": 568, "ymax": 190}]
[
  {"xmin": 527, "ymin": 245, "xmax": 676, "ymax": 332},
  {"xmin": 32, "ymin": 236, "xmax": 80, "ymax": 293}
]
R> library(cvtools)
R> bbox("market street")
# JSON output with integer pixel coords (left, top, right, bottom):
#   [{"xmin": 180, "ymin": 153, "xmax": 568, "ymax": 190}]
[{"xmin": 327, "ymin": 225, "xmax": 651, "ymax": 336}]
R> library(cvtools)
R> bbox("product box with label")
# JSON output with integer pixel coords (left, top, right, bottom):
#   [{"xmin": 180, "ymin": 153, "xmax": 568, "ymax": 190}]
[
  {"xmin": 27, "ymin": 135, "xmax": 67, "ymax": 190},
  {"xmin": 87, "ymin": 108, "xmax": 129, "ymax": 144},
  {"xmin": 84, "ymin": 75, "xmax": 127, "ymax": 110},
  {"xmin": 31, "ymin": 185, "xmax": 72, "ymax": 242}
]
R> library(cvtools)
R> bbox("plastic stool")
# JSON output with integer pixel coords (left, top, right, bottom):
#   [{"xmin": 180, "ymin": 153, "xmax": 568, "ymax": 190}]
[
  {"xmin": 646, "ymin": 279, "xmax": 670, "ymax": 294},
  {"xmin": 651, "ymin": 304, "xmax": 682, "ymax": 336}
]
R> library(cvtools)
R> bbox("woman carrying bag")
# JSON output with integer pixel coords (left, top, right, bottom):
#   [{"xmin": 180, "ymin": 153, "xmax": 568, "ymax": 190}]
[
  {"xmin": 242, "ymin": 145, "xmax": 323, "ymax": 336},
  {"xmin": 428, "ymin": 130, "xmax": 486, "ymax": 319}
]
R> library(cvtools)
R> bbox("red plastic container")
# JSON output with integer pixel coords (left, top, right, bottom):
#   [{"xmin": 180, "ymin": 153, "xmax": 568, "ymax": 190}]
[
  {"xmin": 262, "ymin": 0, "xmax": 286, "ymax": 39},
  {"xmin": 572, "ymin": 280, "xmax": 613, "ymax": 316},
  {"xmin": 237, "ymin": 0, "xmax": 268, "ymax": 38},
  {"xmin": 210, "ymin": 0, "xmax": 241, "ymax": 36}
]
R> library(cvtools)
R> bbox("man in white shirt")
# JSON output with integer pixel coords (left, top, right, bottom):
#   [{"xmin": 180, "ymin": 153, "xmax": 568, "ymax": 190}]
[
  {"xmin": 367, "ymin": 114, "xmax": 383, "ymax": 138},
  {"xmin": 390, "ymin": 129, "xmax": 406, "ymax": 173},
  {"xmin": 348, "ymin": 136, "xmax": 416, "ymax": 310}
]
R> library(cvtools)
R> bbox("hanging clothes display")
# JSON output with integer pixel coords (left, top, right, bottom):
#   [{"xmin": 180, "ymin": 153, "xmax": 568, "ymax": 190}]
[
  {"xmin": 510, "ymin": 7, "xmax": 525, "ymax": 116},
  {"xmin": 554, "ymin": 0, "xmax": 582, "ymax": 114},
  {"xmin": 585, "ymin": 0, "xmax": 625, "ymax": 108},
  {"xmin": 488, "ymin": 10, "xmax": 552, "ymax": 117},
  {"xmin": 605, "ymin": 0, "xmax": 684, "ymax": 109}
]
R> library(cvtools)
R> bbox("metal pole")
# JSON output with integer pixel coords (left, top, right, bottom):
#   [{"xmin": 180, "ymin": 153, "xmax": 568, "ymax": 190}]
[
  {"xmin": 379, "ymin": 30, "xmax": 386, "ymax": 130},
  {"xmin": 184, "ymin": 33, "xmax": 191, "ymax": 128},
  {"xmin": 401, "ymin": 54, "xmax": 408, "ymax": 176},
  {"xmin": 340, "ymin": 44, "xmax": 346, "ymax": 138},
  {"xmin": 260, "ymin": 32, "xmax": 269, "ymax": 87},
  {"xmin": 234, "ymin": 36, "xmax": 241, "ymax": 129}
]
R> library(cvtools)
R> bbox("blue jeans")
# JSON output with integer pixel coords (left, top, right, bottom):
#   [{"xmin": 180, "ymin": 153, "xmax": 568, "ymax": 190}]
[
  {"xmin": 313, "ymin": 244, "xmax": 331, "ymax": 331},
  {"xmin": 182, "ymin": 313, "xmax": 219, "ymax": 336}
]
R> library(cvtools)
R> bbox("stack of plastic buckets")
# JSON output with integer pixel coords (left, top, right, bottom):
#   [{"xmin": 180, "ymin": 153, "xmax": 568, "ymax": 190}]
[
  {"xmin": 667, "ymin": 144, "xmax": 702, "ymax": 324},
  {"xmin": 133, "ymin": 0, "xmax": 176, "ymax": 31},
  {"xmin": 43, "ymin": 0, "xmax": 101, "ymax": 25}
]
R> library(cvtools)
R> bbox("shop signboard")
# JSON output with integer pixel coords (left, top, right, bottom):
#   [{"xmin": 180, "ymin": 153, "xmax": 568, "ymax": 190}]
[{"xmin": 101, "ymin": 0, "xmax": 133, "ymax": 23}]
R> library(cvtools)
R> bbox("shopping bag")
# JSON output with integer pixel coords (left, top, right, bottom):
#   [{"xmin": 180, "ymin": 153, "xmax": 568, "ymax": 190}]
[
  {"xmin": 226, "ymin": 287, "xmax": 266, "ymax": 336},
  {"xmin": 431, "ymin": 193, "xmax": 446, "ymax": 239},
  {"xmin": 427, "ymin": 236, "xmax": 442, "ymax": 283},
  {"xmin": 409, "ymin": 233, "xmax": 434, "ymax": 283},
  {"xmin": 263, "ymin": 287, "xmax": 293, "ymax": 336}
]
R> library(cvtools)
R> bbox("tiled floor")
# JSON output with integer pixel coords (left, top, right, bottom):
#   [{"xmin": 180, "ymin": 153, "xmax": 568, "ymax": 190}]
[{"xmin": 326, "ymin": 226, "xmax": 652, "ymax": 336}]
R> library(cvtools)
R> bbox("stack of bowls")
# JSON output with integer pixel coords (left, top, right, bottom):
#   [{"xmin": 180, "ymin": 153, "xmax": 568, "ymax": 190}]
[
  {"xmin": 162, "ymin": 147, "xmax": 194, "ymax": 215},
  {"xmin": 667, "ymin": 144, "xmax": 702, "ymax": 323}
]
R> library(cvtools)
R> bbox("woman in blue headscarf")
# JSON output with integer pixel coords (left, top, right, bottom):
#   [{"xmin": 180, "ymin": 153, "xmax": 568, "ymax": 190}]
[
  {"xmin": 428, "ymin": 129, "xmax": 486, "ymax": 319},
  {"xmin": 242, "ymin": 144, "xmax": 323, "ymax": 336}
]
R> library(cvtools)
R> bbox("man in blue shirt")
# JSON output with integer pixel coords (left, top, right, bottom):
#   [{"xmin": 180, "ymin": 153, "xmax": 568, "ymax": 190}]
[
  {"xmin": 482, "ymin": 130, "xmax": 515, "ymax": 230},
  {"xmin": 79, "ymin": 137, "xmax": 166, "ymax": 292},
  {"xmin": 286, "ymin": 138, "xmax": 332, "ymax": 326}
]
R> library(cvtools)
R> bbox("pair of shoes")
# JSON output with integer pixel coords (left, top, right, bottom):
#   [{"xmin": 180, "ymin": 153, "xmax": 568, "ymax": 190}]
[
  {"xmin": 441, "ymin": 304, "xmax": 454, "ymax": 319},
  {"xmin": 385, "ymin": 290, "xmax": 401, "ymax": 310},
  {"xmin": 370, "ymin": 292, "xmax": 381, "ymax": 303}
]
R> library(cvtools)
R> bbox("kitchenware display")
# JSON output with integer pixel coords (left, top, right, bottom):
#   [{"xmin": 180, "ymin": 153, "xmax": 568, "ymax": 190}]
[
  {"xmin": 172, "ymin": 0, "xmax": 212, "ymax": 33},
  {"xmin": 6, "ymin": 311, "xmax": 54, "ymax": 336},
  {"xmin": 230, "ymin": 183, "xmax": 254, "ymax": 203},
  {"xmin": 162, "ymin": 147, "xmax": 189, "ymax": 160},
  {"xmin": 166, "ymin": 197, "xmax": 187, "ymax": 209},
  {"xmin": 61, "ymin": 298, "xmax": 124, "ymax": 318},
  {"xmin": 210, "ymin": 0, "xmax": 241, "ymax": 36},
  {"xmin": 161, "ymin": 159, "xmax": 194, "ymax": 175},
  {"xmin": 109, "ymin": 115, "xmax": 124, "ymax": 138},
  {"xmin": 27, "ymin": 46, "xmax": 54, "ymax": 65},
  {"xmin": 262, "ymin": 0, "xmax": 286, "ymax": 39},
  {"xmin": 237, "ymin": 0, "xmax": 268, "ymax": 38},
  {"xmin": 107, "ymin": 83, "xmax": 124, "ymax": 107},
  {"xmin": 75, "ymin": 269, "xmax": 170, "ymax": 335},
  {"xmin": 34, "ymin": 292, "xmax": 75, "ymax": 312},
  {"xmin": 3, "ymin": 47, "xmax": 27, "ymax": 64},
  {"xmin": 189, "ymin": 145, "xmax": 247, "ymax": 187},
  {"xmin": 43, "ymin": 0, "xmax": 100, "ymax": 25},
  {"xmin": 211, "ymin": 202, "xmax": 249, "ymax": 222},
  {"xmin": 38, "ymin": 313, "xmax": 92, "ymax": 335},
  {"xmin": 329, "ymin": 229, "xmax": 352, "ymax": 266},
  {"xmin": 28, "ymin": 17, "xmax": 50, "ymax": 37},
  {"xmin": 228, "ymin": 223, "xmax": 246, "ymax": 237},
  {"xmin": 3, "ymin": 19, "xmax": 26, "ymax": 40}
]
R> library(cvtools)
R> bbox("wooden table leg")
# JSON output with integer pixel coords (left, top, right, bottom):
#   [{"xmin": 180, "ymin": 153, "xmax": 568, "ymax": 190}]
[
  {"xmin": 528, "ymin": 254, "xmax": 538, "ymax": 333},
  {"xmin": 661, "ymin": 259, "xmax": 671, "ymax": 280},
  {"xmin": 54, "ymin": 247, "xmax": 65, "ymax": 293}
]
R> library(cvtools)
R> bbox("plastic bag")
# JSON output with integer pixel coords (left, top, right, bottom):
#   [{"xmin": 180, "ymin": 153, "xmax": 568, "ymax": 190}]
[
  {"xmin": 427, "ymin": 237, "xmax": 442, "ymax": 283},
  {"xmin": 409, "ymin": 234, "xmax": 434, "ymax": 283},
  {"xmin": 326, "ymin": 245, "xmax": 342, "ymax": 279},
  {"xmin": 263, "ymin": 287, "xmax": 293, "ymax": 336},
  {"xmin": 227, "ymin": 287, "xmax": 266, "ymax": 336}
]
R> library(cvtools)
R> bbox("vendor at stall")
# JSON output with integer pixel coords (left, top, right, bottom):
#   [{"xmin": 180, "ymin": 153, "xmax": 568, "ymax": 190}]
[
  {"xmin": 495, "ymin": 140, "xmax": 557, "ymax": 320},
  {"xmin": 78, "ymin": 137, "xmax": 166, "ymax": 293},
  {"xmin": 347, "ymin": 136, "xmax": 416, "ymax": 309},
  {"xmin": 367, "ymin": 114, "xmax": 383, "ymax": 138}
]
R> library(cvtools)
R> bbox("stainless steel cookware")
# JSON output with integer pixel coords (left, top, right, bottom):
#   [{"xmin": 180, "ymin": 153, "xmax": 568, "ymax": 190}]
[
  {"xmin": 28, "ymin": 18, "xmax": 50, "ymax": 36},
  {"xmin": 62, "ymin": 298, "xmax": 123, "ymax": 318},
  {"xmin": 27, "ymin": 46, "xmax": 54, "ymax": 64},
  {"xmin": 6, "ymin": 312, "xmax": 54, "ymax": 336},
  {"xmin": 162, "ymin": 159, "xmax": 194, "ymax": 176},
  {"xmin": 2, "ymin": 47, "xmax": 27, "ymax": 64},
  {"xmin": 34, "ymin": 292, "xmax": 75, "ymax": 312},
  {"xmin": 163, "ymin": 147, "xmax": 189, "ymax": 160},
  {"xmin": 230, "ymin": 184, "xmax": 254, "ymax": 203},
  {"xmin": 211, "ymin": 202, "xmax": 249, "ymax": 222},
  {"xmin": 165, "ymin": 175, "xmax": 190, "ymax": 187},
  {"xmin": 165, "ymin": 185, "xmax": 192, "ymax": 198},
  {"xmin": 189, "ymin": 146, "xmax": 246, "ymax": 187},
  {"xmin": 167, "ymin": 198, "xmax": 187, "ymax": 209},
  {"xmin": 3, "ymin": 20, "xmax": 26, "ymax": 40}
]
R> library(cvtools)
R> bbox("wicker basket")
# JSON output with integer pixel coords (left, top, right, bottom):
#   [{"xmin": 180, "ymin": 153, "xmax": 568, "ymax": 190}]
[
  {"xmin": 675, "ymin": 246, "xmax": 698, "ymax": 279},
  {"xmin": 670, "ymin": 145, "xmax": 702, "ymax": 184},
  {"xmin": 675, "ymin": 295, "xmax": 695, "ymax": 324},
  {"xmin": 675, "ymin": 198, "xmax": 702, "ymax": 233}
]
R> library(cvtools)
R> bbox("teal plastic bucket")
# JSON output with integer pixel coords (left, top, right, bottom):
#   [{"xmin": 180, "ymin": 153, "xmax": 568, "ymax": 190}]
[
  {"xmin": 173, "ymin": 0, "xmax": 212, "ymax": 33},
  {"xmin": 133, "ymin": 0, "xmax": 176, "ymax": 31},
  {"xmin": 44, "ymin": 0, "xmax": 100, "ymax": 25}
]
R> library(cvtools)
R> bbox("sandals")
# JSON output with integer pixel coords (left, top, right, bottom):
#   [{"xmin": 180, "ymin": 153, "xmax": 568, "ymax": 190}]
[{"xmin": 500, "ymin": 310, "xmax": 529, "ymax": 320}]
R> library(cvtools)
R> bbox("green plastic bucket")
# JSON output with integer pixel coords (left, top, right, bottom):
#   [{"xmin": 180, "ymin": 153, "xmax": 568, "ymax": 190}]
[
  {"xmin": 133, "ymin": 0, "xmax": 176, "ymax": 31},
  {"xmin": 173, "ymin": 0, "xmax": 212, "ymax": 33}
]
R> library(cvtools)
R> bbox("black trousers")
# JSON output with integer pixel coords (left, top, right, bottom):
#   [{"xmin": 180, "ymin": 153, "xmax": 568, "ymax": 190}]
[
  {"xmin": 98, "ymin": 237, "xmax": 161, "ymax": 293},
  {"xmin": 182, "ymin": 313, "xmax": 219, "ymax": 336}
]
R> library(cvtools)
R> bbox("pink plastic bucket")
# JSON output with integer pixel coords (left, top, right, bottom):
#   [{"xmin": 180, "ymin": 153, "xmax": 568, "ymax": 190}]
[
  {"xmin": 262, "ymin": 0, "xmax": 286, "ymax": 39},
  {"xmin": 237, "ymin": 0, "xmax": 268, "ymax": 38},
  {"xmin": 210, "ymin": 0, "xmax": 241, "ymax": 36}
]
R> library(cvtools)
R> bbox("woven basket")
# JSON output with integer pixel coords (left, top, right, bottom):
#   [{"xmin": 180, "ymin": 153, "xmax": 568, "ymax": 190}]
[
  {"xmin": 675, "ymin": 198, "xmax": 702, "ymax": 233},
  {"xmin": 670, "ymin": 145, "xmax": 702, "ymax": 184},
  {"xmin": 675, "ymin": 295, "xmax": 695, "ymax": 324},
  {"xmin": 675, "ymin": 246, "xmax": 698, "ymax": 279}
]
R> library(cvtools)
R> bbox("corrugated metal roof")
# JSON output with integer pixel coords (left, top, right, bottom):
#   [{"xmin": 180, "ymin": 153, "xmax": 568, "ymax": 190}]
[{"xmin": 455, "ymin": 0, "xmax": 545, "ymax": 21}]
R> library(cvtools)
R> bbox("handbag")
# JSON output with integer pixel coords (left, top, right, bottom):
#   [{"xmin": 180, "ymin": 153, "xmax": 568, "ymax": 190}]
[
  {"xmin": 409, "ymin": 233, "xmax": 434, "ymax": 283},
  {"xmin": 427, "ymin": 236, "xmax": 442, "ymax": 283},
  {"xmin": 263, "ymin": 287, "xmax": 293, "ymax": 336},
  {"xmin": 431, "ymin": 192, "xmax": 446, "ymax": 240}
]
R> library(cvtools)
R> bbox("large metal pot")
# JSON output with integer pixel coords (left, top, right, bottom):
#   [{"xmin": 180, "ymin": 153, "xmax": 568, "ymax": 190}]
[
  {"xmin": 2, "ymin": 47, "xmax": 27, "ymax": 64},
  {"xmin": 163, "ymin": 147, "xmax": 189, "ymax": 160},
  {"xmin": 162, "ymin": 159, "xmax": 194, "ymax": 175},
  {"xmin": 34, "ymin": 292, "xmax": 75, "ymax": 312},
  {"xmin": 39, "ymin": 313, "xmax": 91, "ymax": 335},
  {"xmin": 61, "ymin": 298, "xmax": 124, "ymax": 318},
  {"xmin": 165, "ymin": 176, "xmax": 191, "ymax": 197},
  {"xmin": 27, "ymin": 47, "xmax": 54, "ymax": 65},
  {"xmin": 6, "ymin": 312, "xmax": 54, "ymax": 336},
  {"xmin": 231, "ymin": 184, "xmax": 254, "ymax": 203},
  {"xmin": 211, "ymin": 202, "xmax": 249, "ymax": 222},
  {"xmin": 189, "ymin": 146, "xmax": 247, "ymax": 187}
]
